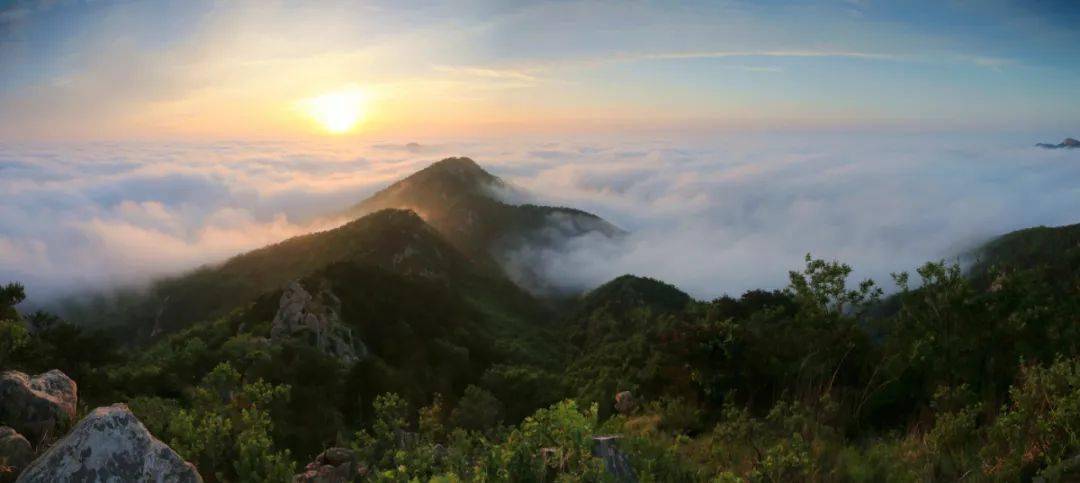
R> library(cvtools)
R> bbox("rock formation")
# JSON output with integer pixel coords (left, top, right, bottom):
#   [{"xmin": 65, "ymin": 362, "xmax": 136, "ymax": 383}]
[
  {"xmin": 271, "ymin": 281, "xmax": 367, "ymax": 365},
  {"xmin": 0, "ymin": 427, "xmax": 32, "ymax": 482},
  {"xmin": 614, "ymin": 391, "xmax": 637, "ymax": 415},
  {"xmin": 0, "ymin": 370, "xmax": 77, "ymax": 444},
  {"xmin": 592, "ymin": 435, "xmax": 637, "ymax": 482},
  {"xmin": 16, "ymin": 404, "xmax": 201, "ymax": 483},
  {"xmin": 1036, "ymin": 137, "xmax": 1080, "ymax": 149},
  {"xmin": 293, "ymin": 447, "xmax": 364, "ymax": 482}
]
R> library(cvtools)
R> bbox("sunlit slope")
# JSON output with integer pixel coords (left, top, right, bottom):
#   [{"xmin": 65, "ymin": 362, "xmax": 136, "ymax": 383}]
[{"xmin": 348, "ymin": 157, "xmax": 624, "ymax": 260}]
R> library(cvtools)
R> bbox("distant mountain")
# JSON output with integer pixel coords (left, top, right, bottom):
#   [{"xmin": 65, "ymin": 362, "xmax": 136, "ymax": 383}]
[
  {"xmin": 574, "ymin": 274, "xmax": 692, "ymax": 319},
  {"xmin": 1036, "ymin": 137, "xmax": 1080, "ymax": 149},
  {"xmin": 346, "ymin": 157, "xmax": 624, "ymax": 263}
]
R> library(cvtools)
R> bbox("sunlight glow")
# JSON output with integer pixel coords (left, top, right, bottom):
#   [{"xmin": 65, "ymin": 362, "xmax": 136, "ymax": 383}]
[{"xmin": 301, "ymin": 87, "xmax": 368, "ymax": 134}]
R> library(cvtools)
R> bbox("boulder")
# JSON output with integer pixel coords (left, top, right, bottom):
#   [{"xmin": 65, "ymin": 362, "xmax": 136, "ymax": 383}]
[
  {"xmin": 271, "ymin": 281, "xmax": 367, "ymax": 364},
  {"xmin": 16, "ymin": 404, "xmax": 201, "ymax": 483},
  {"xmin": 614, "ymin": 391, "xmax": 637, "ymax": 415},
  {"xmin": 293, "ymin": 447, "xmax": 364, "ymax": 482},
  {"xmin": 0, "ymin": 427, "xmax": 32, "ymax": 482},
  {"xmin": 592, "ymin": 435, "xmax": 636, "ymax": 482},
  {"xmin": 0, "ymin": 370, "xmax": 77, "ymax": 444}
]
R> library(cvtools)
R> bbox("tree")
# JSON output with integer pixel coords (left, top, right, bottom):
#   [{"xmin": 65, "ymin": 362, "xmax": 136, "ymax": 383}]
[{"xmin": 0, "ymin": 282, "xmax": 25, "ymax": 321}]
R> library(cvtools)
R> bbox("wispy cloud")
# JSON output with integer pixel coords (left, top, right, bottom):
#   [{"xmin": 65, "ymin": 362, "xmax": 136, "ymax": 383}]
[
  {"xmin": 431, "ymin": 65, "xmax": 542, "ymax": 83},
  {"xmin": 628, "ymin": 50, "xmax": 903, "ymax": 62}
]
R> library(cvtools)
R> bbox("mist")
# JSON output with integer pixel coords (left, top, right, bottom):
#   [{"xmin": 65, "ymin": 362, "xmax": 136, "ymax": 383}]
[{"xmin": 2, "ymin": 132, "xmax": 1078, "ymax": 303}]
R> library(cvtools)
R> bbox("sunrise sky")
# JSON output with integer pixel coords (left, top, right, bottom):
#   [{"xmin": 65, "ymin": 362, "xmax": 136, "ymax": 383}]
[{"xmin": 2, "ymin": 0, "xmax": 1079, "ymax": 141}]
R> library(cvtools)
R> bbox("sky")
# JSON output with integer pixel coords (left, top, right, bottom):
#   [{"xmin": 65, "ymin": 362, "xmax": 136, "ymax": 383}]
[
  {"xmin": 0, "ymin": 1, "xmax": 1078, "ymax": 304},
  {"xmin": 1, "ymin": 0, "xmax": 1079, "ymax": 140}
]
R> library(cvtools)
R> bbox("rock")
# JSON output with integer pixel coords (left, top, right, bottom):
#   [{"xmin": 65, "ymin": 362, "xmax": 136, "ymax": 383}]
[
  {"xmin": 0, "ymin": 370, "xmax": 77, "ymax": 444},
  {"xmin": 271, "ymin": 281, "xmax": 367, "ymax": 364},
  {"xmin": 1036, "ymin": 137, "xmax": 1080, "ymax": 149},
  {"xmin": 614, "ymin": 391, "xmax": 637, "ymax": 415},
  {"xmin": 592, "ymin": 435, "xmax": 637, "ymax": 482},
  {"xmin": 0, "ymin": 427, "xmax": 32, "ymax": 482},
  {"xmin": 293, "ymin": 447, "xmax": 363, "ymax": 483},
  {"xmin": 16, "ymin": 404, "xmax": 201, "ymax": 483}
]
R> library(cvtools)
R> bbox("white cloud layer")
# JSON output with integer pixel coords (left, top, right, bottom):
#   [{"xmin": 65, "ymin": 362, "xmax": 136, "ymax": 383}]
[{"xmin": 2, "ymin": 133, "xmax": 1078, "ymax": 303}]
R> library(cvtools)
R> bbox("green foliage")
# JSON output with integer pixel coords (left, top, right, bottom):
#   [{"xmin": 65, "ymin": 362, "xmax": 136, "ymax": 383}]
[
  {"xmin": 982, "ymin": 358, "xmax": 1080, "ymax": 480},
  {"xmin": 788, "ymin": 254, "xmax": 881, "ymax": 319},
  {"xmin": 0, "ymin": 282, "xmax": 25, "ymax": 321},
  {"xmin": 0, "ymin": 319, "xmax": 30, "ymax": 368},
  {"xmin": 650, "ymin": 396, "xmax": 703, "ymax": 435},
  {"xmin": 166, "ymin": 363, "xmax": 294, "ymax": 482},
  {"xmin": 486, "ymin": 400, "xmax": 605, "ymax": 481},
  {"xmin": 450, "ymin": 385, "xmax": 505, "ymax": 433}
]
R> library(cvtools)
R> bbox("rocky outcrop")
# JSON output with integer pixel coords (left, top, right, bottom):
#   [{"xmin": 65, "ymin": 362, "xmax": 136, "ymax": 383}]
[
  {"xmin": 16, "ymin": 404, "xmax": 201, "ymax": 483},
  {"xmin": 0, "ymin": 427, "xmax": 32, "ymax": 482},
  {"xmin": 293, "ymin": 447, "xmax": 364, "ymax": 482},
  {"xmin": 592, "ymin": 435, "xmax": 636, "ymax": 482},
  {"xmin": 0, "ymin": 370, "xmax": 77, "ymax": 444},
  {"xmin": 614, "ymin": 391, "xmax": 637, "ymax": 415},
  {"xmin": 271, "ymin": 281, "xmax": 367, "ymax": 365},
  {"xmin": 1037, "ymin": 137, "xmax": 1080, "ymax": 149}
]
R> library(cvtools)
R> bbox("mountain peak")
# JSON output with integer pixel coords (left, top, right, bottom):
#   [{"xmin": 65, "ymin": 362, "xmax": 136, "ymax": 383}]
[
  {"xmin": 417, "ymin": 156, "xmax": 500, "ymax": 186},
  {"xmin": 430, "ymin": 156, "xmax": 482, "ymax": 171},
  {"xmin": 346, "ymin": 156, "xmax": 623, "ymax": 281},
  {"xmin": 578, "ymin": 275, "xmax": 692, "ymax": 315}
]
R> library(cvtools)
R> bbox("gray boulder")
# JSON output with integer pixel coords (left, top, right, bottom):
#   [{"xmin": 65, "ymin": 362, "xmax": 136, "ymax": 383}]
[
  {"xmin": 0, "ymin": 370, "xmax": 77, "ymax": 444},
  {"xmin": 592, "ymin": 435, "xmax": 636, "ymax": 482},
  {"xmin": 16, "ymin": 404, "xmax": 201, "ymax": 483},
  {"xmin": 0, "ymin": 427, "xmax": 33, "ymax": 482},
  {"xmin": 271, "ymin": 281, "xmax": 367, "ymax": 364}
]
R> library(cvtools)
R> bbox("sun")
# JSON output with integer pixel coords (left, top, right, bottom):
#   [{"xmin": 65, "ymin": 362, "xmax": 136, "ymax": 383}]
[{"xmin": 301, "ymin": 87, "xmax": 368, "ymax": 134}]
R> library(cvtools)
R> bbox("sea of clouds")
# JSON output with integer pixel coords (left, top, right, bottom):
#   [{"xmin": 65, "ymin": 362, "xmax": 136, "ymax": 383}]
[{"xmin": 2, "ymin": 132, "xmax": 1078, "ymax": 303}]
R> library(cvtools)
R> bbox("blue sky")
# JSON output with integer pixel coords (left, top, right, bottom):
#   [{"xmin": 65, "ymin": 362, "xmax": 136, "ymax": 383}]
[{"xmin": 1, "ymin": 0, "xmax": 1078, "ymax": 140}]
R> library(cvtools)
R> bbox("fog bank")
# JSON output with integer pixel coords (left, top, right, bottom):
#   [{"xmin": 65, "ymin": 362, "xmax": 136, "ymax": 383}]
[{"xmin": 2, "ymin": 133, "xmax": 1077, "ymax": 302}]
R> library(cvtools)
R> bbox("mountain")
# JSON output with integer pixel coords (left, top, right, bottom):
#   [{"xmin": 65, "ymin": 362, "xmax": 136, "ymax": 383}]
[
  {"xmin": 62, "ymin": 158, "xmax": 626, "ymax": 336},
  {"xmin": 65, "ymin": 208, "xmax": 546, "ymax": 342},
  {"xmin": 573, "ymin": 274, "xmax": 692, "ymax": 319},
  {"xmin": 968, "ymin": 222, "xmax": 1080, "ymax": 291},
  {"xmin": 346, "ymin": 157, "xmax": 624, "ymax": 264},
  {"xmin": 1036, "ymin": 137, "xmax": 1080, "ymax": 149}
]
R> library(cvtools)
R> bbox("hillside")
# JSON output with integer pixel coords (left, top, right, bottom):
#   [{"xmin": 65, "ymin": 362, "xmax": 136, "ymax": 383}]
[
  {"xmin": 62, "ymin": 208, "xmax": 547, "ymax": 342},
  {"xmin": 969, "ymin": 222, "xmax": 1080, "ymax": 291}
]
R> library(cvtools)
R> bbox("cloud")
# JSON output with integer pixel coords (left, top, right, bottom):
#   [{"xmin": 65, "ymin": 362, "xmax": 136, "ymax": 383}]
[
  {"xmin": 2, "ymin": 133, "xmax": 1079, "ymax": 305},
  {"xmin": 476, "ymin": 134, "xmax": 1080, "ymax": 298},
  {"xmin": 0, "ymin": 141, "xmax": 456, "ymax": 300}
]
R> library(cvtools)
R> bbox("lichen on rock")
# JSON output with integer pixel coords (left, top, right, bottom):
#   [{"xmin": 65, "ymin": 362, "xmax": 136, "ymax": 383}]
[{"xmin": 16, "ymin": 404, "xmax": 201, "ymax": 483}]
